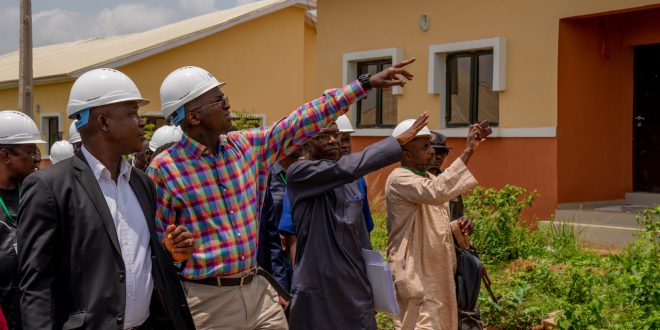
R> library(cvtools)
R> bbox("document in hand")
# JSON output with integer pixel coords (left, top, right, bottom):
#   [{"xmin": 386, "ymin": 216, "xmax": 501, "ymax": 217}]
[{"xmin": 362, "ymin": 249, "xmax": 399, "ymax": 315}]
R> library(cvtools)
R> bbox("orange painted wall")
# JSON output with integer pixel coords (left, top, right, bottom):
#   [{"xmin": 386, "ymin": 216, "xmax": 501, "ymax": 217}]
[
  {"xmin": 352, "ymin": 136, "xmax": 557, "ymax": 219},
  {"xmin": 557, "ymin": 8, "xmax": 660, "ymax": 203}
]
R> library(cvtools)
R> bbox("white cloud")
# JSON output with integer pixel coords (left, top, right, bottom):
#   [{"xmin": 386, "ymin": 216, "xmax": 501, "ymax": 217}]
[
  {"xmin": 0, "ymin": 1, "xmax": 262, "ymax": 55},
  {"xmin": 178, "ymin": 0, "xmax": 216, "ymax": 14},
  {"xmin": 91, "ymin": 4, "xmax": 175, "ymax": 36},
  {"xmin": 0, "ymin": 6, "xmax": 19, "ymax": 55},
  {"xmin": 28, "ymin": 3, "xmax": 176, "ymax": 50},
  {"xmin": 33, "ymin": 9, "xmax": 87, "ymax": 46}
]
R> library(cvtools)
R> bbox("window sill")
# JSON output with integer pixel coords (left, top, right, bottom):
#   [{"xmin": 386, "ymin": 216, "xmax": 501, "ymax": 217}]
[
  {"xmin": 352, "ymin": 128, "xmax": 394, "ymax": 137},
  {"xmin": 437, "ymin": 127, "xmax": 556, "ymax": 138}
]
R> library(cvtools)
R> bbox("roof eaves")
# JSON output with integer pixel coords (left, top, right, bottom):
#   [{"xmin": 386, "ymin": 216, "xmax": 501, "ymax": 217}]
[{"xmin": 83, "ymin": 0, "xmax": 315, "ymax": 74}]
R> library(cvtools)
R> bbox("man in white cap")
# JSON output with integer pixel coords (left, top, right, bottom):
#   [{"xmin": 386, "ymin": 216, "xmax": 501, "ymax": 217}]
[
  {"xmin": 285, "ymin": 113, "xmax": 429, "ymax": 329},
  {"xmin": 0, "ymin": 110, "xmax": 45, "ymax": 330},
  {"xmin": 385, "ymin": 121, "xmax": 487, "ymax": 329},
  {"xmin": 147, "ymin": 59, "xmax": 415, "ymax": 329},
  {"xmin": 18, "ymin": 68, "xmax": 196, "ymax": 330},
  {"xmin": 49, "ymin": 140, "xmax": 75, "ymax": 165}
]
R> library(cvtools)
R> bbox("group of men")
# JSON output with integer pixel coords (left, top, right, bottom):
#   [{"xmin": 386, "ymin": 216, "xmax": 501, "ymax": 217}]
[{"xmin": 0, "ymin": 57, "xmax": 488, "ymax": 330}]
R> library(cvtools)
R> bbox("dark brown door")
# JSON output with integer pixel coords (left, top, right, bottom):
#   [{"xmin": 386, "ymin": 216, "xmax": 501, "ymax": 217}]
[{"xmin": 633, "ymin": 44, "xmax": 660, "ymax": 192}]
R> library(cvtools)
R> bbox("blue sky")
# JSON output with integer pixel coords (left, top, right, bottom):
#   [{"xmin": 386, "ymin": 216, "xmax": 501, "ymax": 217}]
[{"xmin": 0, "ymin": 0, "xmax": 262, "ymax": 55}]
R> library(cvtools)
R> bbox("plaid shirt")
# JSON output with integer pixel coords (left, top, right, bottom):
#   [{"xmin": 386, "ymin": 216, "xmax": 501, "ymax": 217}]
[{"xmin": 146, "ymin": 81, "xmax": 365, "ymax": 279}]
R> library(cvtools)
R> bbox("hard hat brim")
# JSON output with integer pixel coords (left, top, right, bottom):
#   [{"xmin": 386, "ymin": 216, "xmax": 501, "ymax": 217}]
[
  {"xmin": 67, "ymin": 97, "xmax": 150, "ymax": 119},
  {"xmin": 7, "ymin": 138, "xmax": 47, "ymax": 144}
]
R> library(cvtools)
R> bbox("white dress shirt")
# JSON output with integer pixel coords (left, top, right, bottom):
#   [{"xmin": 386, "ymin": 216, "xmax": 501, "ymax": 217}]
[{"xmin": 81, "ymin": 147, "xmax": 153, "ymax": 329}]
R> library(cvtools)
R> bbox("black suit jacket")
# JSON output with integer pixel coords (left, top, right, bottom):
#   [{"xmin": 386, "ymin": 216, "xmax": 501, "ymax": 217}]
[{"xmin": 17, "ymin": 153, "xmax": 195, "ymax": 330}]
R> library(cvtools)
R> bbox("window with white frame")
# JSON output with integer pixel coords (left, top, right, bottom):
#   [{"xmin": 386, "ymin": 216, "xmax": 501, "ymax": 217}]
[
  {"xmin": 343, "ymin": 48, "xmax": 404, "ymax": 131},
  {"xmin": 429, "ymin": 37, "xmax": 506, "ymax": 128},
  {"xmin": 40, "ymin": 113, "xmax": 61, "ymax": 154},
  {"xmin": 355, "ymin": 59, "xmax": 397, "ymax": 128},
  {"xmin": 446, "ymin": 50, "xmax": 499, "ymax": 126}
]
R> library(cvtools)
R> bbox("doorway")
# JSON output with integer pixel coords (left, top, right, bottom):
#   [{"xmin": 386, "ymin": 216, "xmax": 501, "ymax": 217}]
[{"xmin": 633, "ymin": 44, "xmax": 660, "ymax": 192}]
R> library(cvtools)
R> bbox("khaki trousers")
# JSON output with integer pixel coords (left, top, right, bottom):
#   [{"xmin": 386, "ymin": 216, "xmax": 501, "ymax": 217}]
[
  {"xmin": 394, "ymin": 292, "xmax": 456, "ymax": 330},
  {"xmin": 183, "ymin": 273, "xmax": 288, "ymax": 330}
]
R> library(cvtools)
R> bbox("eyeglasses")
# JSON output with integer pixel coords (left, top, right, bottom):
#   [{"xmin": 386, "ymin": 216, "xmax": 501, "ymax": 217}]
[
  {"xmin": 313, "ymin": 132, "xmax": 341, "ymax": 142},
  {"xmin": 189, "ymin": 95, "xmax": 229, "ymax": 113}
]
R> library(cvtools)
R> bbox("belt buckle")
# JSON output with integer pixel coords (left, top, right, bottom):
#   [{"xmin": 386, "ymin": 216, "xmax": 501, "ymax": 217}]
[{"xmin": 239, "ymin": 273, "xmax": 249, "ymax": 287}]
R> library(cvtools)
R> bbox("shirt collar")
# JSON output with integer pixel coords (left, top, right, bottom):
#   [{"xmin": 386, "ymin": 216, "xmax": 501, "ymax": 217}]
[
  {"xmin": 180, "ymin": 132, "xmax": 224, "ymax": 158},
  {"xmin": 81, "ymin": 145, "xmax": 132, "ymax": 181}
]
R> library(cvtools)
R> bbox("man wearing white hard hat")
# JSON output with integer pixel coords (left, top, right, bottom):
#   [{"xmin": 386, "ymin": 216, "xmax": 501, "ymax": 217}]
[
  {"xmin": 283, "ymin": 114, "xmax": 428, "ymax": 329},
  {"xmin": 149, "ymin": 125, "xmax": 183, "ymax": 153},
  {"xmin": 385, "ymin": 120, "xmax": 489, "ymax": 329},
  {"xmin": 335, "ymin": 114, "xmax": 375, "ymax": 232},
  {"xmin": 277, "ymin": 114, "xmax": 375, "ymax": 257},
  {"xmin": 17, "ymin": 68, "xmax": 195, "ymax": 330},
  {"xmin": 133, "ymin": 125, "xmax": 182, "ymax": 171},
  {"xmin": 49, "ymin": 140, "xmax": 75, "ymax": 165},
  {"xmin": 0, "ymin": 110, "xmax": 45, "ymax": 330},
  {"xmin": 147, "ymin": 60, "xmax": 415, "ymax": 329},
  {"xmin": 68, "ymin": 121, "xmax": 82, "ymax": 153}
]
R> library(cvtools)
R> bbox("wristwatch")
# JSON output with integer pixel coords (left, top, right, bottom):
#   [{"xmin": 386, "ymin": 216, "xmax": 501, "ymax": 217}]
[{"xmin": 358, "ymin": 73, "xmax": 372, "ymax": 92}]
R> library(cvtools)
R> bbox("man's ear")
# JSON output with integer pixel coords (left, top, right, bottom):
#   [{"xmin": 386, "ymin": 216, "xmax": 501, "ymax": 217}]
[
  {"xmin": 186, "ymin": 111, "xmax": 201, "ymax": 126},
  {"xmin": 95, "ymin": 114, "xmax": 110, "ymax": 133},
  {"xmin": 402, "ymin": 149, "xmax": 412, "ymax": 162},
  {"xmin": 0, "ymin": 149, "xmax": 11, "ymax": 164}
]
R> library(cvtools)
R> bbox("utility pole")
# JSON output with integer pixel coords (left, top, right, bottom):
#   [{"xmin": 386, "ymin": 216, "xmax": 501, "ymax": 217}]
[{"xmin": 18, "ymin": 0, "xmax": 33, "ymax": 118}]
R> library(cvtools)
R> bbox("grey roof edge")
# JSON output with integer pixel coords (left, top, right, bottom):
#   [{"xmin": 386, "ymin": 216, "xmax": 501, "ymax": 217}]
[{"xmin": 0, "ymin": 0, "xmax": 317, "ymax": 89}]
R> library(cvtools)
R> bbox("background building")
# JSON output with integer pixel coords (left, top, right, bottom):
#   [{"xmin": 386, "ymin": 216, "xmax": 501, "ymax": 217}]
[
  {"xmin": 314, "ymin": 0, "xmax": 660, "ymax": 232},
  {"xmin": 0, "ymin": 0, "xmax": 317, "ymax": 163}
]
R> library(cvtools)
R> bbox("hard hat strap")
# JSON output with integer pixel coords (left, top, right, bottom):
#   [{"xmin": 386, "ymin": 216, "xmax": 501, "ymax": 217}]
[
  {"xmin": 75, "ymin": 109, "xmax": 91, "ymax": 129},
  {"xmin": 171, "ymin": 106, "xmax": 185, "ymax": 126}
]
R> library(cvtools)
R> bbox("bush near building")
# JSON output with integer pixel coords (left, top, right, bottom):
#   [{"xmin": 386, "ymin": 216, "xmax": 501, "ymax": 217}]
[{"xmin": 372, "ymin": 186, "xmax": 660, "ymax": 329}]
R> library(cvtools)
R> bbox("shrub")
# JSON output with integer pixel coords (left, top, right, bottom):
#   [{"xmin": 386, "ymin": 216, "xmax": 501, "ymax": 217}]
[
  {"xmin": 231, "ymin": 111, "xmax": 262, "ymax": 130},
  {"xmin": 464, "ymin": 185, "xmax": 538, "ymax": 263}
]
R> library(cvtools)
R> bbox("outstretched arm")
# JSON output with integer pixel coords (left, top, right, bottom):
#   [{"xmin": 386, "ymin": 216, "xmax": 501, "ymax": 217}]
[{"xmin": 241, "ymin": 59, "xmax": 417, "ymax": 167}]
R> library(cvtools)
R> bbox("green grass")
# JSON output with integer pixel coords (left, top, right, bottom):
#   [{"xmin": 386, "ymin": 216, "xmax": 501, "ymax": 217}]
[{"xmin": 368, "ymin": 187, "xmax": 660, "ymax": 329}]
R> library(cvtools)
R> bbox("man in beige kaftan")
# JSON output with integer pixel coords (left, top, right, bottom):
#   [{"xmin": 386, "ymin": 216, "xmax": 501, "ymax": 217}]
[{"xmin": 385, "ymin": 121, "xmax": 485, "ymax": 330}]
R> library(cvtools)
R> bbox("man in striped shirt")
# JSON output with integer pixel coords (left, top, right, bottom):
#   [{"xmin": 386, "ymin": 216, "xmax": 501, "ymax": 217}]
[{"xmin": 147, "ymin": 61, "xmax": 414, "ymax": 329}]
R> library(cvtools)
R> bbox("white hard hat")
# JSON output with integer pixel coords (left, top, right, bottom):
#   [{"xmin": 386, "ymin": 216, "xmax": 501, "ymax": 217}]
[
  {"xmin": 68, "ymin": 121, "xmax": 81, "ymax": 144},
  {"xmin": 0, "ymin": 110, "xmax": 47, "ymax": 144},
  {"xmin": 67, "ymin": 68, "xmax": 149, "ymax": 122},
  {"xmin": 335, "ymin": 115, "xmax": 355, "ymax": 133},
  {"xmin": 160, "ymin": 66, "xmax": 226, "ymax": 124},
  {"xmin": 149, "ymin": 125, "xmax": 183, "ymax": 152},
  {"xmin": 391, "ymin": 119, "xmax": 435, "ymax": 142},
  {"xmin": 49, "ymin": 140, "xmax": 75, "ymax": 164}
]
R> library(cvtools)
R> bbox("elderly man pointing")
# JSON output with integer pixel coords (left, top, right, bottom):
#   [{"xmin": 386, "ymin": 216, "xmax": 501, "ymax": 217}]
[{"xmin": 148, "ymin": 60, "xmax": 415, "ymax": 329}]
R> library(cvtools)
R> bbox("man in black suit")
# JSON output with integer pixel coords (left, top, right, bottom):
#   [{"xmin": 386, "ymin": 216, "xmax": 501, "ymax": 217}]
[{"xmin": 17, "ymin": 68, "xmax": 196, "ymax": 330}]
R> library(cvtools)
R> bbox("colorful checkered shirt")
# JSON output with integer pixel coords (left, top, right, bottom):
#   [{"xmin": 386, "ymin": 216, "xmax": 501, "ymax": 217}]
[{"xmin": 146, "ymin": 81, "xmax": 365, "ymax": 279}]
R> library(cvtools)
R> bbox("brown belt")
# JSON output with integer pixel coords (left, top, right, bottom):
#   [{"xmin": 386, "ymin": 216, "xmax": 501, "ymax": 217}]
[{"xmin": 182, "ymin": 268, "xmax": 291, "ymax": 301}]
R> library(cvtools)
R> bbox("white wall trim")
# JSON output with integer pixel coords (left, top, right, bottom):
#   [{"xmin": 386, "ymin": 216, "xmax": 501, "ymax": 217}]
[
  {"xmin": 142, "ymin": 111, "xmax": 164, "ymax": 117},
  {"xmin": 342, "ymin": 48, "xmax": 404, "ymax": 95},
  {"xmin": 39, "ymin": 112, "xmax": 63, "ymax": 132},
  {"xmin": 437, "ymin": 126, "xmax": 556, "ymax": 138},
  {"xmin": 342, "ymin": 47, "xmax": 403, "ymax": 130},
  {"xmin": 351, "ymin": 128, "xmax": 394, "ymax": 137},
  {"xmin": 39, "ymin": 112, "xmax": 63, "ymax": 157},
  {"xmin": 428, "ymin": 37, "xmax": 507, "ymax": 129},
  {"xmin": 428, "ymin": 36, "xmax": 507, "ymax": 95}
]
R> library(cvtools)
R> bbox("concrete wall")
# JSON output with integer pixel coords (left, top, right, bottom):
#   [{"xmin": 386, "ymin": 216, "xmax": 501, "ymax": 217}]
[
  {"xmin": 557, "ymin": 7, "xmax": 660, "ymax": 203},
  {"xmin": 316, "ymin": 0, "xmax": 660, "ymax": 218}
]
